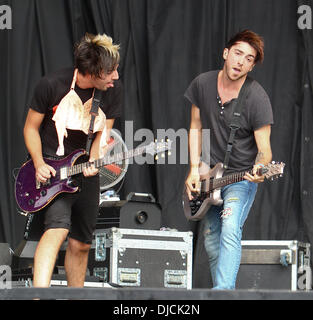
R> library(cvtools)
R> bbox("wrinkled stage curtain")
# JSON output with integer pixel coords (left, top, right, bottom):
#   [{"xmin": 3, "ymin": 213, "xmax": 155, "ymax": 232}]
[{"xmin": 1, "ymin": 0, "xmax": 312, "ymax": 289}]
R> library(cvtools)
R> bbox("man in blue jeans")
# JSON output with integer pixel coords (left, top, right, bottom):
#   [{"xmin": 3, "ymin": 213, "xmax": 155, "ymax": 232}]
[{"xmin": 184, "ymin": 30, "xmax": 273, "ymax": 289}]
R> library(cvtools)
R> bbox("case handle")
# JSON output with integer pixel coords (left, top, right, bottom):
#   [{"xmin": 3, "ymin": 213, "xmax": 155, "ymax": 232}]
[{"xmin": 126, "ymin": 192, "xmax": 156, "ymax": 203}]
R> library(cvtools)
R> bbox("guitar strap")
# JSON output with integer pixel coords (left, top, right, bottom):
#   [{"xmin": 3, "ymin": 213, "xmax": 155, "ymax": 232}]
[
  {"xmin": 223, "ymin": 77, "xmax": 253, "ymax": 169},
  {"xmin": 85, "ymin": 89, "xmax": 102, "ymax": 156}
]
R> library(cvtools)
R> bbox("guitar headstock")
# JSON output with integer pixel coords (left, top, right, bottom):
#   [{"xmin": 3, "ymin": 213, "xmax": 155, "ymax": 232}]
[
  {"xmin": 264, "ymin": 161, "xmax": 285, "ymax": 181},
  {"xmin": 145, "ymin": 139, "xmax": 172, "ymax": 159}
]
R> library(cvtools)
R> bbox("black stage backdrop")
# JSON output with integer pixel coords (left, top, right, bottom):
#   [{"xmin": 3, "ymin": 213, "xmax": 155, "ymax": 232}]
[{"xmin": 0, "ymin": 0, "xmax": 313, "ymax": 288}]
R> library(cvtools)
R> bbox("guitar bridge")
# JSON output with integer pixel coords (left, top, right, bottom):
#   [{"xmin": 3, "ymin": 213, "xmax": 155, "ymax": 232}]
[{"xmin": 36, "ymin": 178, "xmax": 51, "ymax": 189}]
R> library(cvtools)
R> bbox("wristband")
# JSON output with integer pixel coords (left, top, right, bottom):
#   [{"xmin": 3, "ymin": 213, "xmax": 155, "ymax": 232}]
[{"xmin": 256, "ymin": 163, "xmax": 265, "ymax": 168}]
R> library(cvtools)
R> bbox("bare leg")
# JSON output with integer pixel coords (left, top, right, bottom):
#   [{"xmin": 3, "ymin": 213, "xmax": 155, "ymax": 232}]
[
  {"xmin": 33, "ymin": 228, "xmax": 69, "ymax": 287},
  {"xmin": 64, "ymin": 237, "xmax": 91, "ymax": 287}
]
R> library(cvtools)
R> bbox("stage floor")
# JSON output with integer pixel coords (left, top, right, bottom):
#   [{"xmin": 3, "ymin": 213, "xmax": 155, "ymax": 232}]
[{"xmin": 1, "ymin": 286, "xmax": 313, "ymax": 300}]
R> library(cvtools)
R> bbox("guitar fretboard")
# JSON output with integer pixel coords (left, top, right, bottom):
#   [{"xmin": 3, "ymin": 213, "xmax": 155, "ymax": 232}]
[
  {"xmin": 212, "ymin": 169, "xmax": 254, "ymax": 190},
  {"xmin": 66, "ymin": 146, "xmax": 147, "ymax": 177}
]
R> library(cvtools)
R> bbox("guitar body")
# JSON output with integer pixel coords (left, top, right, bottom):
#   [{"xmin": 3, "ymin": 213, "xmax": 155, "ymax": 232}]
[
  {"xmin": 15, "ymin": 140, "xmax": 173, "ymax": 214},
  {"xmin": 183, "ymin": 162, "xmax": 225, "ymax": 221},
  {"xmin": 15, "ymin": 149, "xmax": 86, "ymax": 213},
  {"xmin": 183, "ymin": 160, "xmax": 285, "ymax": 221}
]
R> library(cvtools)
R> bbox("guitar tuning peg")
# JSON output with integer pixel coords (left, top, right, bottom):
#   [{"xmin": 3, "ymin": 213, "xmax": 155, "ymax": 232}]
[
  {"xmin": 155, "ymin": 139, "xmax": 158, "ymax": 143},
  {"xmin": 161, "ymin": 153, "xmax": 165, "ymax": 158},
  {"xmin": 168, "ymin": 151, "xmax": 172, "ymax": 156},
  {"xmin": 155, "ymin": 155, "xmax": 159, "ymax": 160}
]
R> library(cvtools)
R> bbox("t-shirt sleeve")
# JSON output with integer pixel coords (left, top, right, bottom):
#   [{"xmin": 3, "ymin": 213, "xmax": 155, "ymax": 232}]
[
  {"xmin": 29, "ymin": 77, "xmax": 54, "ymax": 114},
  {"xmin": 250, "ymin": 83, "xmax": 274, "ymax": 130},
  {"xmin": 184, "ymin": 75, "xmax": 201, "ymax": 108},
  {"xmin": 101, "ymin": 80, "xmax": 123, "ymax": 119}
]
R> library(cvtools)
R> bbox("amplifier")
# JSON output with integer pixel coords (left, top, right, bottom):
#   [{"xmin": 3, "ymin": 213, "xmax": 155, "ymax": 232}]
[{"xmin": 97, "ymin": 193, "xmax": 162, "ymax": 230}]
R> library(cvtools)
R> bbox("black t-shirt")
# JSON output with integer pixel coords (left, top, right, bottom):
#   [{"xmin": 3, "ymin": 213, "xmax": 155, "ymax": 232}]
[
  {"xmin": 29, "ymin": 67, "xmax": 123, "ymax": 157},
  {"xmin": 184, "ymin": 70, "xmax": 274, "ymax": 174}
]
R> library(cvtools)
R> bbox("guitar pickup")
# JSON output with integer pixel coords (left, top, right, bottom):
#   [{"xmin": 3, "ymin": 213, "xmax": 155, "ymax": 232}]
[{"xmin": 60, "ymin": 167, "xmax": 68, "ymax": 180}]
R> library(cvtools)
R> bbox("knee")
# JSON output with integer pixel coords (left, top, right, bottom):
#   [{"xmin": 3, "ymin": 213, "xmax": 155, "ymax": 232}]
[
  {"xmin": 203, "ymin": 230, "xmax": 219, "ymax": 260},
  {"xmin": 68, "ymin": 238, "xmax": 91, "ymax": 254},
  {"xmin": 221, "ymin": 221, "xmax": 242, "ymax": 244},
  {"xmin": 44, "ymin": 228, "xmax": 69, "ymax": 243}
]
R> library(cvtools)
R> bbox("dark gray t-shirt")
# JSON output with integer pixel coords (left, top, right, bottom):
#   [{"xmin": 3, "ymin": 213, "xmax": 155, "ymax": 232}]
[{"xmin": 184, "ymin": 70, "xmax": 274, "ymax": 174}]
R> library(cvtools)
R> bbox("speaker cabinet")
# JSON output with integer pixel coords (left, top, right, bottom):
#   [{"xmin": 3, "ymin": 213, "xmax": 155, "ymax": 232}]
[{"xmin": 119, "ymin": 193, "xmax": 162, "ymax": 230}]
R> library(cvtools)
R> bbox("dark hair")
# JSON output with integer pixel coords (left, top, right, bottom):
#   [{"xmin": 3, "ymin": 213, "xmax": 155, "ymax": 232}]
[
  {"xmin": 226, "ymin": 30, "xmax": 264, "ymax": 64},
  {"xmin": 74, "ymin": 33, "xmax": 120, "ymax": 78}
]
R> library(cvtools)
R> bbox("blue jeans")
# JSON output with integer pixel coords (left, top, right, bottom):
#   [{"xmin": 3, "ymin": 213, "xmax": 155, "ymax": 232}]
[{"xmin": 203, "ymin": 180, "xmax": 258, "ymax": 290}]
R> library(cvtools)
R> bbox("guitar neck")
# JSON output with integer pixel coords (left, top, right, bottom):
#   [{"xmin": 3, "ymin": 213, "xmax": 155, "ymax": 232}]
[
  {"xmin": 212, "ymin": 169, "xmax": 253, "ymax": 190},
  {"xmin": 67, "ymin": 146, "xmax": 146, "ymax": 177}
]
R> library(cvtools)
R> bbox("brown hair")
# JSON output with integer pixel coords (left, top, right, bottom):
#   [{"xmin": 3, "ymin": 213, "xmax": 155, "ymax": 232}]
[
  {"xmin": 74, "ymin": 33, "xmax": 120, "ymax": 78},
  {"xmin": 226, "ymin": 30, "xmax": 264, "ymax": 64}
]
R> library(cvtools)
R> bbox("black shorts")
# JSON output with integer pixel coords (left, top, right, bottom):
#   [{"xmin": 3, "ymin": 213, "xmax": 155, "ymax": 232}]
[{"xmin": 42, "ymin": 174, "xmax": 100, "ymax": 244}]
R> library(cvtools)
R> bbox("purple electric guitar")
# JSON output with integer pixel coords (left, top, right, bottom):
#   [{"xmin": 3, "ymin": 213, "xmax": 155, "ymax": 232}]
[
  {"xmin": 15, "ymin": 141, "xmax": 171, "ymax": 213},
  {"xmin": 183, "ymin": 161, "xmax": 285, "ymax": 221}
]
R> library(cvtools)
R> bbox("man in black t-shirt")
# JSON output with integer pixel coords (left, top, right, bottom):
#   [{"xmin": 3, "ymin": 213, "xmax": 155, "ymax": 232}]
[
  {"xmin": 184, "ymin": 30, "xmax": 273, "ymax": 289},
  {"xmin": 23, "ymin": 33, "xmax": 122, "ymax": 287}
]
